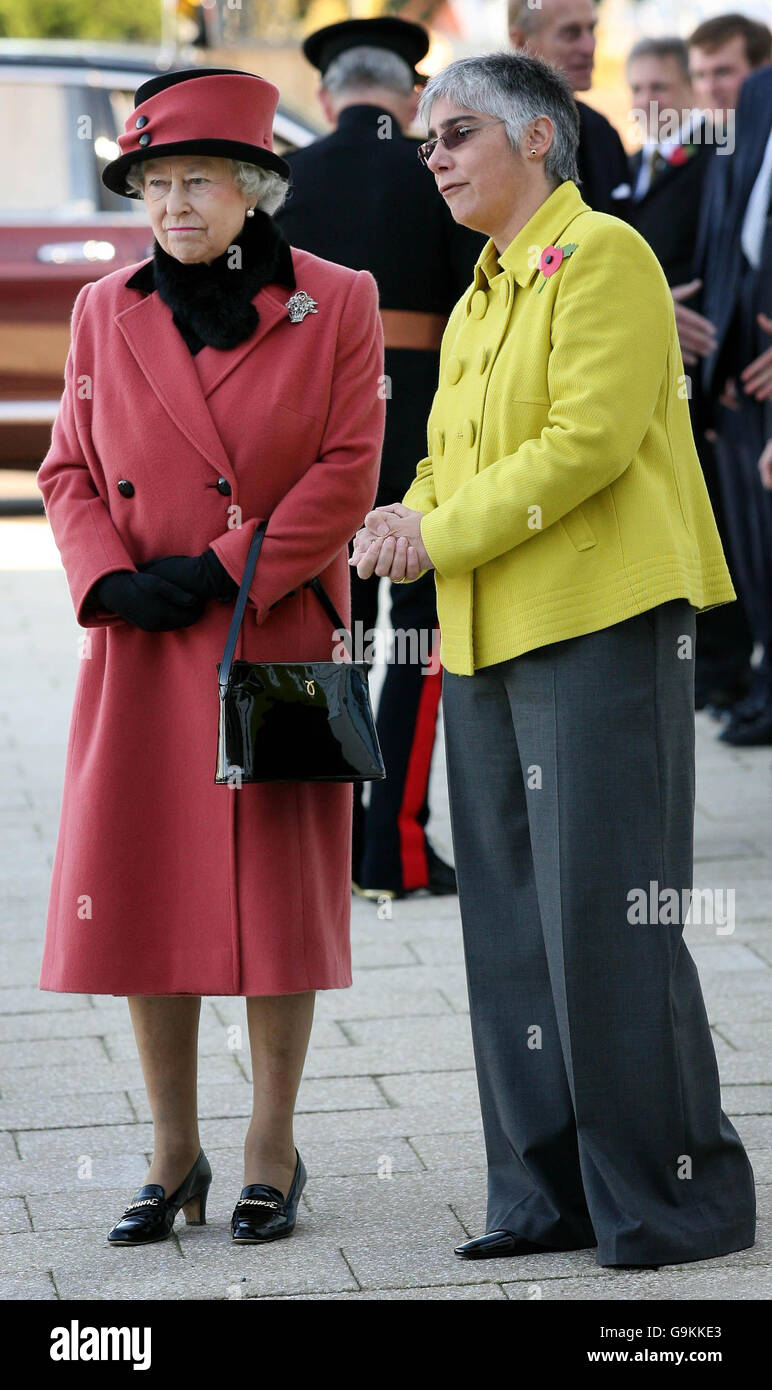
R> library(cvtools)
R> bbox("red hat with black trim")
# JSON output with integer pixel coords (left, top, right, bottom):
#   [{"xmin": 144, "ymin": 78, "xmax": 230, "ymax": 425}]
[{"xmin": 101, "ymin": 67, "xmax": 290, "ymax": 198}]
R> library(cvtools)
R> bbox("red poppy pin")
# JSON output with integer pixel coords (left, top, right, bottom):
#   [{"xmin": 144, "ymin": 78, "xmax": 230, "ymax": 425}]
[
  {"xmin": 666, "ymin": 143, "xmax": 697, "ymax": 167},
  {"xmin": 537, "ymin": 242, "xmax": 578, "ymax": 293}
]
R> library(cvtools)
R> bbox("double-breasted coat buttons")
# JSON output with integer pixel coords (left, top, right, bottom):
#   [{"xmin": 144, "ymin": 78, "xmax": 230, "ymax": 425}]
[
  {"xmin": 216, "ymin": 477, "xmax": 232, "ymax": 496},
  {"xmin": 117, "ymin": 479, "xmax": 134, "ymax": 497},
  {"xmin": 463, "ymin": 419, "xmax": 476, "ymax": 448},
  {"xmin": 446, "ymin": 356, "xmax": 462, "ymax": 384},
  {"xmin": 470, "ymin": 290, "xmax": 488, "ymax": 319}
]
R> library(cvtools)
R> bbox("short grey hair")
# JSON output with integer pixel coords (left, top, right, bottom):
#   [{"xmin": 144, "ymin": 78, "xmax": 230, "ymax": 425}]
[
  {"xmin": 321, "ymin": 45, "xmax": 415, "ymax": 96},
  {"xmin": 507, "ymin": 0, "xmax": 548, "ymax": 37},
  {"xmin": 124, "ymin": 158, "xmax": 290, "ymax": 215},
  {"xmin": 626, "ymin": 36, "xmax": 691, "ymax": 83},
  {"xmin": 508, "ymin": 0, "xmax": 598, "ymax": 37},
  {"xmin": 417, "ymin": 51, "xmax": 580, "ymax": 188}
]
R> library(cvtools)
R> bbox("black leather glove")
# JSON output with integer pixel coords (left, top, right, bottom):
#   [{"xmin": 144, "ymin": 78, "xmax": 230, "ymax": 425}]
[
  {"xmin": 88, "ymin": 570, "xmax": 206, "ymax": 631},
  {"xmin": 136, "ymin": 549, "xmax": 239, "ymax": 602}
]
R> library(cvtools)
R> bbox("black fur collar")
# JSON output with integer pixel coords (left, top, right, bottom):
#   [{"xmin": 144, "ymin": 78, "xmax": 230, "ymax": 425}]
[{"xmin": 126, "ymin": 207, "xmax": 296, "ymax": 354}]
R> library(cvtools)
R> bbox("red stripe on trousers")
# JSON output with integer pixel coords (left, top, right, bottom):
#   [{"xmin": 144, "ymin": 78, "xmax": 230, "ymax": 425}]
[{"xmin": 397, "ymin": 633, "xmax": 443, "ymax": 890}]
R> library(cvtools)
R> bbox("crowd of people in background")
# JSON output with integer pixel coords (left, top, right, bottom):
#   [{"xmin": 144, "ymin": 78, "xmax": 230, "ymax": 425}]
[{"xmin": 503, "ymin": 5, "xmax": 772, "ymax": 747}]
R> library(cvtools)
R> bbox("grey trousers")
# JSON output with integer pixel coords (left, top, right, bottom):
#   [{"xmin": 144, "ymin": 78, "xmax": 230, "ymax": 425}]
[{"xmin": 441, "ymin": 600, "xmax": 756, "ymax": 1266}]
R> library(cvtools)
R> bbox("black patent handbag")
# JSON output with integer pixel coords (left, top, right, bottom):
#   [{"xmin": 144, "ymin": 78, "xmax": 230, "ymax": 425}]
[{"xmin": 215, "ymin": 520, "xmax": 386, "ymax": 784}]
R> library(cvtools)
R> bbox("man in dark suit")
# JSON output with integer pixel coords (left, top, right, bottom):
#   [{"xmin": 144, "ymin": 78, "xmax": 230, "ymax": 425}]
[
  {"xmin": 627, "ymin": 37, "xmax": 714, "ymax": 284},
  {"xmin": 626, "ymin": 34, "xmax": 755, "ymax": 710},
  {"xmin": 508, "ymin": 0, "xmax": 632, "ymax": 217},
  {"xmin": 695, "ymin": 62, "xmax": 772, "ymax": 745},
  {"xmin": 277, "ymin": 17, "xmax": 485, "ymax": 898}
]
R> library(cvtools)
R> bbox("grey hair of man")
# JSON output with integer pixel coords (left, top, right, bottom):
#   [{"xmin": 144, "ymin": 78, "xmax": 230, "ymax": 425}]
[
  {"xmin": 124, "ymin": 159, "xmax": 290, "ymax": 216},
  {"xmin": 508, "ymin": 0, "xmax": 553, "ymax": 36},
  {"xmin": 508, "ymin": 0, "xmax": 600, "ymax": 37},
  {"xmin": 321, "ymin": 45, "xmax": 416, "ymax": 96},
  {"xmin": 626, "ymin": 36, "xmax": 691, "ymax": 82},
  {"xmin": 417, "ymin": 51, "xmax": 581, "ymax": 188}
]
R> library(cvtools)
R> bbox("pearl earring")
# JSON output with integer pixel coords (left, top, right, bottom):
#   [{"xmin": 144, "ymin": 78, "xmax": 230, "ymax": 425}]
[
  {"xmin": 530, "ymin": 150, "xmax": 537, "ymax": 156},
  {"xmin": 246, "ymin": 207, "xmax": 255, "ymax": 217}
]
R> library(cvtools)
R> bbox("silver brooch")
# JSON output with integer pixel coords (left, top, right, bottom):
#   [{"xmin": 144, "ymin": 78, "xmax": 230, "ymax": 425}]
[{"xmin": 285, "ymin": 290, "xmax": 318, "ymax": 323}]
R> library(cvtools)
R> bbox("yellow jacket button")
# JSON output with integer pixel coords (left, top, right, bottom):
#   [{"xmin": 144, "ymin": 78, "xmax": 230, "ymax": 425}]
[
  {"xmin": 470, "ymin": 290, "xmax": 488, "ymax": 319},
  {"xmin": 477, "ymin": 346, "xmax": 488, "ymax": 373},
  {"xmin": 433, "ymin": 427, "xmax": 445, "ymax": 455},
  {"xmin": 502, "ymin": 279, "xmax": 511, "ymax": 303},
  {"xmin": 463, "ymin": 419, "xmax": 476, "ymax": 447},
  {"xmin": 446, "ymin": 356, "xmax": 462, "ymax": 384}
]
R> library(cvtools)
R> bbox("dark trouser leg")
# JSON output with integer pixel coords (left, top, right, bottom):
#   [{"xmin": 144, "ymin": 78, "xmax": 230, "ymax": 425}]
[
  {"xmin": 359, "ymin": 570, "xmax": 442, "ymax": 892},
  {"xmin": 443, "ymin": 601, "xmax": 756, "ymax": 1265},
  {"xmin": 442, "ymin": 660, "xmax": 595, "ymax": 1249},
  {"xmin": 713, "ymin": 403, "xmax": 772, "ymax": 702},
  {"xmin": 693, "ymin": 428, "xmax": 754, "ymax": 698},
  {"xmin": 349, "ymin": 544, "xmax": 382, "ymax": 882}
]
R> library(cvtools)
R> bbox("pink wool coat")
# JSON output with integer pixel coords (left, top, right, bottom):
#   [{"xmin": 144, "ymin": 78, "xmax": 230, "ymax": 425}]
[{"xmin": 37, "ymin": 249, "xmax": 385, "ymax": 995}]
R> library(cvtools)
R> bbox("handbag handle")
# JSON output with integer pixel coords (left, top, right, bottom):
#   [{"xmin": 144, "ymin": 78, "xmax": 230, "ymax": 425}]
[{"xmin": 218, "ymin": 520, "xmax": 352, "ymax": 694}]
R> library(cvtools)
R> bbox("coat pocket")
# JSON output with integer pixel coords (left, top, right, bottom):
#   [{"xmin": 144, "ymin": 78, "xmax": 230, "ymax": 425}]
[{"xmin": 559, "ymin": 503, "xmax": 597, "ymax": 551}]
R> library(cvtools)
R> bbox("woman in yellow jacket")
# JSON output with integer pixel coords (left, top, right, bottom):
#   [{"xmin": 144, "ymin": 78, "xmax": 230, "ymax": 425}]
[{"xmin": 351, "ymin": 51, "xmax": 755, "ymax": 1270}]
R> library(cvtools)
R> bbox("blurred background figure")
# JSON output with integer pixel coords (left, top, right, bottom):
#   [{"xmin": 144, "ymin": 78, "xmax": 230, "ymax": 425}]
[
  {"xmin": 687, "ymin": 12, "xmax": 769, "ymax": 393},
  {"xmin": 693, "ymin": 56, "xmax": 772, "ymax": 746},
  {"xmin": 628, "ymin": 35, "xmax": 706, "ymax": 270},
  {"xmin": 508, "ymin": 0, "xmax": 632, "ymax": 215},
  {"xmin": 689, "ymin": 10, "xmax": 767, "ymax": 118},
  {"xmin": 277, "ymin": 17, "xmax": 485, "ymax": 901},
  {"xmin": 626, "ymin": 32, "xmax": 757, "ymax": 717}
]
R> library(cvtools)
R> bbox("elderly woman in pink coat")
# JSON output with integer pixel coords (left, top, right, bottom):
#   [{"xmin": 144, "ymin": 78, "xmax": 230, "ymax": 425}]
[{"xmin": 36, "ymin": 68, "xmax": 385, "ymax": 1245}]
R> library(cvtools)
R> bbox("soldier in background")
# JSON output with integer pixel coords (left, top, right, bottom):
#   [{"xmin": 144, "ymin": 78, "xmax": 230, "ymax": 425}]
[{"xmin": 277, "ymin": 18, "xmax": 485, "ymax": 899}]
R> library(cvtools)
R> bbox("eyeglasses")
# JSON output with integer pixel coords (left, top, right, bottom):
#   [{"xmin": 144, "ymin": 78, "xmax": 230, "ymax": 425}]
[{"xmin": 417, "ymin": 120, "xmax": 505, "ymax": 167}]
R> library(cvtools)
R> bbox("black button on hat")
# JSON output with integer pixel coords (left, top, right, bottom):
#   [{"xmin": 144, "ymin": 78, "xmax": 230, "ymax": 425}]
[
  {"xmin": 138, "ymin": 133, "xmax": 151, "ymax": 147},
  {"xmin": 216, "ymin": 477, "xmax": 232, "ymax": 496},
  {"xmin": 302, "ymin": 16, "xmax": 430, "ymax": 85},
  {"xmin": 117, "ymin": 479, "xmax": 135, "ymax": 497},
  {"xmin": 136, "ymin": 115, "xmax": 148, "ymax": 128}
]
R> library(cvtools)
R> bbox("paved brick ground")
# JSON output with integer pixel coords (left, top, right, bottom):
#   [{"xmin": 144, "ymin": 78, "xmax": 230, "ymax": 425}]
[{"xmin": 1, "ymin": 518, "xmax": 770, "ymax": 1300}]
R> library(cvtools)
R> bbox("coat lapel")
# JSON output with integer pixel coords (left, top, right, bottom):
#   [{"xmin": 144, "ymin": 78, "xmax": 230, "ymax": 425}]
[{"xmin": 115, "ymin": 267, "xmax": 297, "ymax": 481}]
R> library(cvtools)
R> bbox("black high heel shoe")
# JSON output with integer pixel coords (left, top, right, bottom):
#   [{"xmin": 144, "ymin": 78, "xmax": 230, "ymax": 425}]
[
  {"xmin": 231, "ymin": 1149, "xmax": 307, "ymax": 1243},
  {"xmin": 107, "ymin": 1150, "xmax": 212, "ymax": 1245}
]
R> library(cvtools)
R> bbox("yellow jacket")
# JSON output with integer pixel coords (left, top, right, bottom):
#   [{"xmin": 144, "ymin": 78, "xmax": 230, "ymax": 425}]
[{"xmin": 398, "ymin": 179, "xmax": 736, "ymax": 676}]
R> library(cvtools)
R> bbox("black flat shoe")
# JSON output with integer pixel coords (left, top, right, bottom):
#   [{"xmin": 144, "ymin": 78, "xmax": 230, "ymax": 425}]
[
  {"xmin": 352, "ymin": 844, "xmax": 457, "ymax": 903},
  {"xmin": 107, "ymin": 1149, "xmax": 211, "ymax": 1245},
  {"xmin": 454, "ymin": 1230, "xmax": 561, "ymax": 1259},
  {"xmin": 231, "ymin": 1149, "xmax": 307, "ymax": 1243},
  {"xmin": 352, "ymin": 880, "xmax": 405, "ymax": 902},
  {"xmin": 718, "ymin": 707, "xmax": 772, "ymax": 745}
]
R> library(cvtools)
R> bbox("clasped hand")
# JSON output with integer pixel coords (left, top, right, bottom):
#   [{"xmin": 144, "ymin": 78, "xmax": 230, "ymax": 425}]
[
  {"xmin": 349, "ymin": 504, "xmax": 433, "ymax": 581},
  {"xmin": 89, "ymin": 549, "xmax": 238, "ymax": 632}
]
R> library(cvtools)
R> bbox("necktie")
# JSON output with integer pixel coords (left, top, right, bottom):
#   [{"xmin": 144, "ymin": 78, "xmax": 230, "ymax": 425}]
[{"xmin": 649, "ymin": 148, "xmax": 669, "ymax": 185}]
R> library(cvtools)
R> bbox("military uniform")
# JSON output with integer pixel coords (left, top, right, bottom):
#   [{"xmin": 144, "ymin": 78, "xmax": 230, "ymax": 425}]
[{"xmin": 277, "ymin": 102, "xmax": 485, "ymax": 891}]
